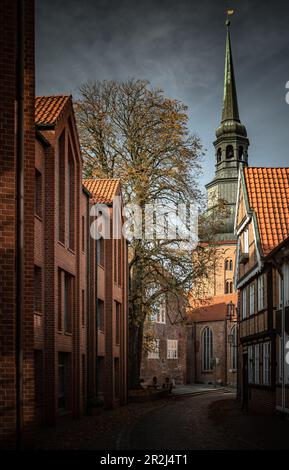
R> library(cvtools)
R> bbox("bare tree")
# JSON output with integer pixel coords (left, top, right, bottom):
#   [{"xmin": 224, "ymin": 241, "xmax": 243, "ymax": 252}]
[{"xmin": 76, "ymin": 79, "xmax": 219, "ymax": 388}]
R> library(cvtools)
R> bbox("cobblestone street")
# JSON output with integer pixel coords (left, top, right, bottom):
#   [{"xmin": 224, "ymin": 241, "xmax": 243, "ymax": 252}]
[{"xmin": 31, "ymin": 391, "xmax": 289, "ymax": 450}]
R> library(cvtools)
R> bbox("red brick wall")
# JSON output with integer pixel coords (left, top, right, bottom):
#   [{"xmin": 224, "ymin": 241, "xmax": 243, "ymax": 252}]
[
  {"xmin": 141, "ymin": 297, "xmax": 188, "ymax": 386},
  {"xmin": 0, "ymin": 0, "xmax": 35, "ymax": 447},
  {"xmin": 93, "ymin": 195, "xmax": 128, "ymax": 408},
  {"xmin": 192, "ymin": 319, "xmax": 237, "ymax": 387},
  {"xmin": 35, "ymin": 103, "xmax": 88, "ymax": 423}
]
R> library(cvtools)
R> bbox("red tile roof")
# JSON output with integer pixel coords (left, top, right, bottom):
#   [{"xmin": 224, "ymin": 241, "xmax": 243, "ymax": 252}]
[
  {"xmin": 35, "ymin": 95, "xmax": 71, "ymax": 126},
  {"xmin": 244, "ymin": 167, "xmax": 289, "ymax": 255},
  {"xmin": 83, "ymin": 178, "xmax": 120, "ymax": 204},
  {"xmin": 189, "ymin": 294, "xmax": 237, "ymax": 322}
]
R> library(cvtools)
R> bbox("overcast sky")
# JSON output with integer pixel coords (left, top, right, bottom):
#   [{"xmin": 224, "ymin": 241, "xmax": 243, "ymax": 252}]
[{"xmin": 36, "ymin": 0, "xmax": 289, "ymax": 187}]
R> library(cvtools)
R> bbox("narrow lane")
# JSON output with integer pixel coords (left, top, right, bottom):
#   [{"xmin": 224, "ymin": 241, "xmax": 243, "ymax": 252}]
[{"xmin": 120, "ymin": 392, "xmax": 253, "ymax": 450}]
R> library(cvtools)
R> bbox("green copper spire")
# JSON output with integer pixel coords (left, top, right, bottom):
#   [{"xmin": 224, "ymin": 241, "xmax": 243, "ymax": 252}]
[{"xmin": 221, "ymin": 19, "xmax": 240, "ymax": 123}]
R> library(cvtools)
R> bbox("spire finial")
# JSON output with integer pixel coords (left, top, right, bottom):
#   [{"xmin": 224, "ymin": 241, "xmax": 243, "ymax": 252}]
[{"xmin": 226, "ymin": 8, "xmax": 234, "ymax": 27}]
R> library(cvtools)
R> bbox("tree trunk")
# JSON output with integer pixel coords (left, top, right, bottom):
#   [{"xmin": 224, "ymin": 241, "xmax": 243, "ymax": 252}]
[{"xmin": 128, "ymin": 319, "xmax": 144, "ymax": 390}]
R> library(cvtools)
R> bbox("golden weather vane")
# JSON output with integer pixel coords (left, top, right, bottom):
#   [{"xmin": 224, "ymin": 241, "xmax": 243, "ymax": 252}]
[{"xmin": 226, "ymin": 8, "xmax": 234, "ymax": 26}]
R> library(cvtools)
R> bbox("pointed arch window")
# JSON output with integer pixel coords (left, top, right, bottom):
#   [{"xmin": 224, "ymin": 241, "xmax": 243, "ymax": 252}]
[
  {"xmin": 202, "ymin": 327, "xmax": 213, "ymax": 371},
  {"xmin": 226, "ymin": 145, "xmax": 234, "ymax": 159}
]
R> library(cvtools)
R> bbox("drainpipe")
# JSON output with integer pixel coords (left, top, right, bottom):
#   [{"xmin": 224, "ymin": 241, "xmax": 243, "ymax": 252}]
[
  {"xmin": 224, "ymin": 317, "xmax": 228, "ymax": 386},
  {"xmin": 86, "ymin": 195, "xmax": 90, "ymax": 414},
  {"xmin": 280, "ymin": 267, "xmax": 286, "ymax": 414},
  {"xmin": 16, "ymin": 0, "xmax": 25, "ymax": 449},
  {"xmin": 95, "ymin": 238, "xmax": 99, "ymax": 401}
]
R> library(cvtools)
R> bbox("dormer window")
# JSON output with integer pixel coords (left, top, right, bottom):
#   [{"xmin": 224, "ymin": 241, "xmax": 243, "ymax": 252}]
[{"xmin": 226, "ymin": 145, "xmax": 234, "ymax": 159}]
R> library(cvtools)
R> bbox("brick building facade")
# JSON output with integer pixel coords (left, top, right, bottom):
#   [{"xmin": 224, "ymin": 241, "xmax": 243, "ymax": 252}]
[
  {"xmin": 0, "ymin": 0, "xmax": 35, "ymax": 446},
  {"xmin": 34, "ymin": 95, "xmax": 90, "ymax": 424},
  {"xmin": 141, "ymin": 294, "xmax": 188, "ymax": 387},
  {"xmin": 0, "ymin": 3, "xmax": 128, "ymax": 446},
  {"xmin": 83, "ymin": 179, "xmax": 128, "ymax": 409}
]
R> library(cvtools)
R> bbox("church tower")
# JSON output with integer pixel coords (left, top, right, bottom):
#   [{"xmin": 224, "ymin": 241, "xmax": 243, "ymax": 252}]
[{"xmin": 206, "ymin": 18, "xmax": 249, "ymax": 240}]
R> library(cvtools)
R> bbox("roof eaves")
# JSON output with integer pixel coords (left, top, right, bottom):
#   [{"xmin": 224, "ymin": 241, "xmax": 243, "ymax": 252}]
[{"xmin": 35, "ymin": 127, "xmax": 50, "ymax": 147}]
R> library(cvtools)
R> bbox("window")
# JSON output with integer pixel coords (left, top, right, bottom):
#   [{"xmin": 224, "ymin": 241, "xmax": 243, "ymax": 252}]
[
  {"xmin": 58, "ymin": 269, "xmax": 62, "ymax": 331},
  {"xmin": 34, "ymin": 266, "xmax": 42, "ymax": 313},
  {"xmin": 64, "ymin": 273, "xmax": 73, "ymax": 333},
  {"xmin": 118, "ymin": 239, "xmax": 122, "ymax": 285},
  {"xmin": 202, "ymin": 327, "xmax": 213, "ymax": 371},
  {"xmin": 97, "ymin": 238, "xmax": 105, "ymax": 266},
  {"xmin": 157, "ymin": 300, "xmax": 166, "ymax": 324},
  {"xmin": 263, "ymin": 342, "xmax": 270, "ymax": 385},
  {"xmin": 227, "ymin": 303, "xmax": 234, "ymax": 318},
  {"xmin": 284, "ymin": 262, "xmax": 289, "ymax": 307},
  {"xmin": 167, "ymin": 339, "xmax": 178, "ymax": 359},
  {"xmin": 97, "ymin": 299, "xmax": 105, "ymax": 332},
  {"xmin": 244, "ymin": 228, "xmax": 249, "ymax": 254},
  {"xmin": 225, "ymin": 280, "xmax": 233, "ymax": 294},
  {"xmin": 67, "ymin": 140, "xmax": 75, "ymax": 250},
  {"xmin": 151, "ymin": 299, "xmax": 166, "ymax": 324},
  {"xmin": 115, "ymin": 301, "xmax": 121, "ymax": 345},
  {"xmin": 226, "ymin": 145, "xmax": 234, "ymax": 159},
  {"xmin": 58, "ymin": 352, "xmax": 70, "ymax": 410},
  {"xmin": 35, "ymin": 169, "xmax": 42, "ymax": 218},
  {"xmin": 114, "ymin": 358, "xmax": 120, "ymax": 399},
  {"xmin": 242, "ymin": 288, "xmax": 247, "ymax": 319},
  {"xmin": 217, "ymin": 148, "xmax": 222, "ymax": 163},
  {"xmin": 257, "ymin": 274, "xmax": 264, "ymax": 311},
  {"xmin": 225, "ymin": 259, "xmax": 233, "ymax": 271},
  {"xmin": 254, "ymin": 344, "xmax": 260, "ymax": 384},
  {"xmin": 58, "ymin": 130, "xmax": 65, "ymax": 243},
  {"xmin": 148, "ymin": 338, "xmax": 160, "ymax": 359},
  {"xmin": 231, "ymin": 325, "xmax": 237, "ymax": 370},
  {"xmin": 249, "ymin": 284, "xmax": 255, "ymax": 316},
  {"xmin": 248, "ymin": 345, "xmax": 254, "ymax": 383}
]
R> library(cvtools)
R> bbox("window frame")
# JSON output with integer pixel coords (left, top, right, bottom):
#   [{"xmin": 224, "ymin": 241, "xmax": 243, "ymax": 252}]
[
  {"xmin": 202, "ymin": 327, "xmax": 213, "ymax": 371},
  {"xmin": 263, "ymin": 342, "xmax": 270, "ymax": 386},
  {"xmin": 167, "ymin": 339, "xmax": 178, "ymax": 359},
  {"xmin": 249, "ymin": 283, "xmax": 255, "ymax": 316},
  {"xmin": 242, "ymin": 288, "xmax": 247, "ymax": 319},
  {"xmin": 257, "ymin": 274, "xmax": 264, "ymax": 311},
  {"xmin": 148, "ymin": 338, "xmax": 160, "ymax": 359}
]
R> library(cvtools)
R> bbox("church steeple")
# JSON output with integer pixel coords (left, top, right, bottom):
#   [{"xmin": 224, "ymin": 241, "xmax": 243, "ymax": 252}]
[
  {"xmin": 222, "ymin": 19, "xmax": 240, "ymax": 123},
  {"xmin": 206, "ymin": 16, "xmax": 250, "ymax": 240},
  {"xmin": 214, "ymin": 17, "xmax": 249, "ymax": 176}
]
